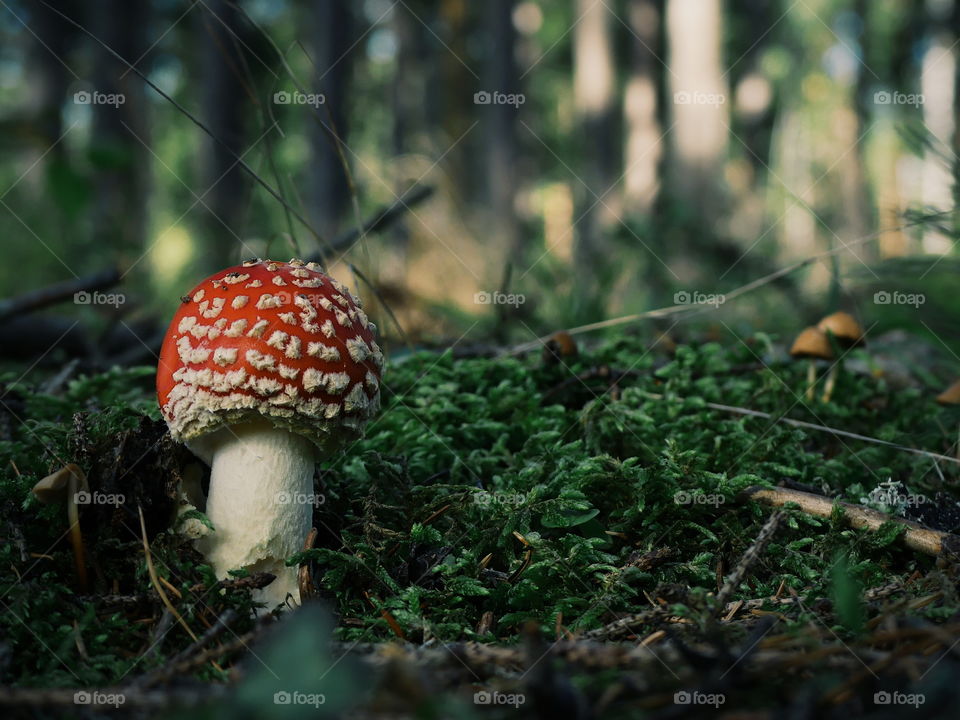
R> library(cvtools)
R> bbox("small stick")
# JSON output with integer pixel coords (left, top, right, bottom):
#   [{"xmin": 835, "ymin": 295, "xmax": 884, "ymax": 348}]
[
  {"xmin": 714, "ymin": 511, "xmax": 784, "ymax": 614},
  {"xmin": 298, "ymin": 527, "xmax": 318, "ymax": 602},
  {"xmin": 138, "ymin": 507, "xmax": 199, "ymax": 643},
  {"xmin": 641, "ymin": 390, "xmax": 960, "ymax": 466},
  {"xmin": 306, "ymin": 185, "xmax": 435, "ymax": 260},
  {"xmin": 739, "ymin": 486, "xmax": 960, "ymax": 558},
  {"xmin": 131, "ymin": 609, "xmax": 238, "ymax": 689}
]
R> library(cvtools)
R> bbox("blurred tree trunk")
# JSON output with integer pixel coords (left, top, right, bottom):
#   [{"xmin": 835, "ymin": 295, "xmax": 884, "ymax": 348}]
[
  {"xmin": 198, "ymin": 0, "xmax": 251, "ymax": 272},
  {"xmin": 623, "ymin": 0, "xmax": 663, "ymax": 215},
  {"xmin": 483, "ymin": 0, "xmax": 522, "ymax": 267},
  {"xmin": 572, "ymin": 0, "xmax": 618, "ymax": 309},
  {"xmin": 921, "ymin": 0, "xmax": 956, "ymax": 253},
  {"xmin": 439, "ymin": 0, "xmax": 475, "ymax": 199},
  {"xmin": 665, "ymin": 0, "xmax": 728, "ymax": 230},
  {"xmin": 386, "ymin": 3, "xmax": 417, "ymax": 285},
  {"xmin": 28, "ymin": 0, "xmax": 78, "ymax": 151},
  {"xmin": 836, "ymin": 0, "xmax": 873, "ymax": 268},
  {"xmin": 91, "ymin": 0, "xmax": 149, "ymax": 261},
  {"xmin": 309, "ymin": 0, "xmax": 352, "ymax": 241}
]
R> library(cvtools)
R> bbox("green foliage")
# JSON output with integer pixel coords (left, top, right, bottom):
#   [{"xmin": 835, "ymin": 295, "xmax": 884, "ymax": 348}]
[{"xmin": 1, "ymin": 335, "xmax": 957, "ymax": 693}]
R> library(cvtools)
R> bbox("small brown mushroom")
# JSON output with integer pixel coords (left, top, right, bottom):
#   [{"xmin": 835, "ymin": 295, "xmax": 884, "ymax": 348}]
[
  {"xmin": 790, "ymin": 327, "xmax": 833, "ymax": 402},
  {"xmin": 542, "ymin": 330, "xmax": 578, "ymax": 366},
  {"xmin": 32, "ymin": 464, "xmax": 89, "ymax": 590},
  {"xmin": 816, "ymin": 312, "xmax": 865, "ymax": 402},
  {"xmin": 937, "ymin": 379, "xmax": 960, "ymax": 460},
  {"xmin": 816, "ymin": 312, "xmax": 865, "ymax": 346}
]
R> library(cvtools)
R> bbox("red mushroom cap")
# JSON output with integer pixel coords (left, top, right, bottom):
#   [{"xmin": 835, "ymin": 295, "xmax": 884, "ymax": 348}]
[{"xmin": 157, "ymin": 259, "xmax": 382, "ymax": 449}]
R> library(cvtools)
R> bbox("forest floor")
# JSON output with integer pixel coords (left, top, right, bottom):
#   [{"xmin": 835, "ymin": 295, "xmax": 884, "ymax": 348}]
[{"xmin": 1, "ymin": 329, "xmax": 959, "ymax": 719}]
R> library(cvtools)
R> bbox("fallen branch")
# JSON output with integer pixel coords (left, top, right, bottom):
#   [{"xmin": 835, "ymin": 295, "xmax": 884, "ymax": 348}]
[
  {"xmin": 306, "ymin": 185, "xmax": 435, "ymax": 260},
  {"xmin": 739, "ymin": 485, "xmax": 960, "ymax": 558},
  {"xmin": 0, "ymin": 268, "xmax": 120, "ymax": 322}
]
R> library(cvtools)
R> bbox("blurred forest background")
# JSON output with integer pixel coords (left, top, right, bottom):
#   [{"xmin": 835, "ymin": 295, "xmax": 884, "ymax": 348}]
[{"xmin": 1, "ymin": 0, "xmax": 959, "ymax": 367}]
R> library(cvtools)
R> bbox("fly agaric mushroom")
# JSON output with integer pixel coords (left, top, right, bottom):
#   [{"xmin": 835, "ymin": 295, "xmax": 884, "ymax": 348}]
[
  {"xmin": 816, "ymin": 312, "xmax": 865, "ymax": 403},
  {"xmin": 789, "ymin": 327, "xmax": 832, "ymax": 402},
  {"xmin": 156, "ymin": 259, "xmax": 383, "ymax": 611}
]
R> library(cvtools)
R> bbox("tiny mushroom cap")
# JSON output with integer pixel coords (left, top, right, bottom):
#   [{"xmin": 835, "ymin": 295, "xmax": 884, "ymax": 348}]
[
  {"xmin": 32, "ymin": 463, "xmax": 87, "ymax": 504},
  {"xmin": 157, "ymin": 258, "xmax": 383, "ymax": 454},
  {"xmin": 790, "ymin": 327, "xmax": 833, "ymax": 360},
  {"xmin": 542, "ymin": 330, "xmax": 578, "ymax": 365},
  {"xmin": 816, "ymin": 312, "xmax": 865, "ymax": 348},
  {"xmin": 937, "ymin": 379, "xmax": 960, "ymax": 406}
]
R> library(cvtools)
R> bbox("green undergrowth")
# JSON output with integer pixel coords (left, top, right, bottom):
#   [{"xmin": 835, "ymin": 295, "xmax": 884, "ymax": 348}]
[{"xmin": 1, "ymin": 333, "xmax": 958, "ymax": 694}]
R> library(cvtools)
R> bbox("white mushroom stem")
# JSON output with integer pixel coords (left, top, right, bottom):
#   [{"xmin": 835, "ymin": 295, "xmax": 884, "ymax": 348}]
[
  {"xmin": 805, "ymin": 360, "xmax": 816, "ymax": 402},
  {"xmin": 193, "ymin": 420, "xmax": 317, "ymax": 612},
  {"xmin": 822, "ymin": 365, "xmax": 838, "ymax": 403}
]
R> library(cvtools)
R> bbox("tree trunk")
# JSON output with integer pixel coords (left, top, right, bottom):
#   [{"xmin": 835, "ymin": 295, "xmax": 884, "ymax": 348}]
[
  {"xmin": 483, "ymin": 0, "xmax": 522, "ymax": 268},
  {"xmin": 309, "ymin": 0, "xmax": 353, "ymax": 241},
  {"xmin": 572, "ymin": 0, "xmax": 618, "ymax": 312},
  {"xmin": 665, "ymin": 0, "xmax": 728, "ymax": 230},
  {"xmin": 90, "ymin": 0, "xmax": 149, "ymax": 260},
  {"xmin": 198, "ymin": 0, "xmax": 250, "ymax": 272},
  {"xmin": 623, "ymin": 0, "xmax": 663, "ymax": 215}
]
